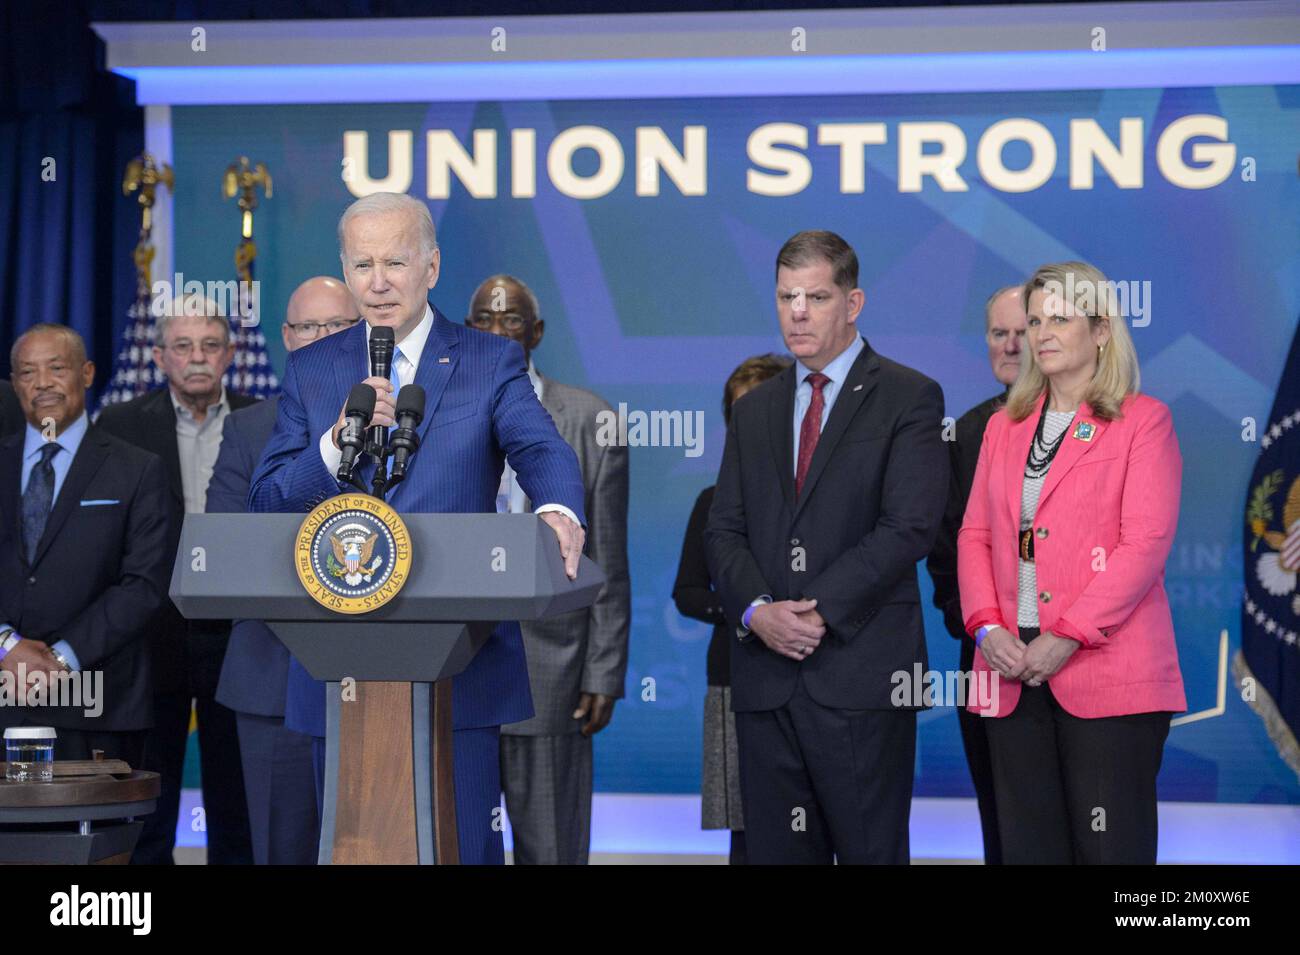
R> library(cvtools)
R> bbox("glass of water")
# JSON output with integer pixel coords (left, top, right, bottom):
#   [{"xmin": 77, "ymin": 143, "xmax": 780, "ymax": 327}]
[{"xmin": 4, "ymin": 726, "xmax": 57, "ymax": 781}]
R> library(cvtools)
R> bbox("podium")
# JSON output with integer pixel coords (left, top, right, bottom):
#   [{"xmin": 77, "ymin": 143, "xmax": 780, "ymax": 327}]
[{"xmin": 170, "ymin": 512, "xmax": 604, "ymax": 864}]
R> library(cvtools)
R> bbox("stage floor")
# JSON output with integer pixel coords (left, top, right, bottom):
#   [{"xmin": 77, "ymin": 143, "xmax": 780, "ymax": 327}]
[{"xmin": 171, "ymin": 791, "xmax": 1300, "ymax": 864}]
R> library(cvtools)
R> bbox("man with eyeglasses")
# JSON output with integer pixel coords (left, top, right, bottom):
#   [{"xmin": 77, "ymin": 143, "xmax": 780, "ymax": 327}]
[
  {"xmin": 281, "ymin": 280, "xmax": 361, "ymax": 345},
  {"xmin": 925, "ymin": 283, "xmax": 1026, "ymax": 865},
  {"xmin": 208, "ymin": 276, "xmax": 358, "ymax": 864},
  {"xmin": 466, "ymin": 274, "xmax": 630, "ymax": 865},
  {"xmin": 98, "ymin": 294, "xmax": 258, "ymax": 865}
]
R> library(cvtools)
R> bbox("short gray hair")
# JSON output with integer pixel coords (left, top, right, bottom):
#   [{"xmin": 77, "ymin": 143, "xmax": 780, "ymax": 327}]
[
  {"xmin": 156, "ymin": 295, "xmax": 231, "ymax": 347},
  {"xmin": 338, "ymin": 192, "xmax": 438, "ymax": 259},
  {"xmin": 984, "ymin": 284, "xmax": 1023, "ymax": 330}
]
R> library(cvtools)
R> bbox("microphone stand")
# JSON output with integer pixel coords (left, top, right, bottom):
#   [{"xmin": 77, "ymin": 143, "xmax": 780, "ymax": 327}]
[
  {"xmin": 370, "ymin": 446, "xmax": 391, "ymax": 501},
  {"xmin": 339, "ymin": 464, "xmax": 370, "ymax": 496}
]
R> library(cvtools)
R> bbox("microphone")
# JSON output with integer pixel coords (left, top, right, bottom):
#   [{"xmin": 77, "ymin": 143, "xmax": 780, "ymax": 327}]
[
  {"xmin": 387, "ymin": 385, "xmax": 426, "ymax": 489},
  {"xmin": 367, "ymin": 325, "xmax": 396, "ymax": 457},
  {"xmin": 336, "ymin": 383, "xmax": 377, "ymax": 485}
]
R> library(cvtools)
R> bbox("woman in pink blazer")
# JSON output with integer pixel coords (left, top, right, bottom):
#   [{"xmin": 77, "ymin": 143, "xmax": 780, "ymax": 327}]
[{"xmin": 958, "ymin": 260, "xmax": 1185, "ymax": 864}]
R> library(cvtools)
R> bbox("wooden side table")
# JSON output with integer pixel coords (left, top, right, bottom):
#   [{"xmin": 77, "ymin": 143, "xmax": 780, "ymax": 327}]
[{"xmin": 0, "ymin": 760, "xmax": 161, "ymax": 864}]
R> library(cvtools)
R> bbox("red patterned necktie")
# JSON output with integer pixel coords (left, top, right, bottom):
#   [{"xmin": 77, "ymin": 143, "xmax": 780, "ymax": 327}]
[{"xmin": 795, "ymin": 372, "xmax": 830, "ymax": 496}]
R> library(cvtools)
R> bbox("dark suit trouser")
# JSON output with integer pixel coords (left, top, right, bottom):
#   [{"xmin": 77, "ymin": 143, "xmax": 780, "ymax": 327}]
[
  {"xmin": 957, "ymin": 638, "xmax": 1002, "ymax": 864},
  {"xmin": 235, "ymin": 712, "xmax": 319, "ymax": 865},
  {"xmin": 132, "ymin": 690, "xmax": 252, "ymax": 865},
  {"xmin": 500, "ymin": 733, "xmax": 593, "ymax": 865},
  {"xmin": 734, "ymin": 672, "xmax": 916, "ymax": 864},
  {"xmin": 984, "ymin": 681, "xmax": 1170, "ymax": 865}
]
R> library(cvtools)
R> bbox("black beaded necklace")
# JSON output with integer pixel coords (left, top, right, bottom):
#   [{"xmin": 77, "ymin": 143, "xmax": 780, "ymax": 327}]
[{"xmin": 1024, "ymin": 404, "xmax": 1073, "ymax": 478}]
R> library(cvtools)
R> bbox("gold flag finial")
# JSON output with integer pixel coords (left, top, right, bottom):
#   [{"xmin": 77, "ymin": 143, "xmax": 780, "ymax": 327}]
[
  {"xmin": 122, "ymin": 152, "xmax": 174, "ymax": 294},
  {"xmin": 223, "ymin": 157, "xmax": 272, "ymax": 284},
  {"xmin": 223, "ymin": 156, "xmax": 272, "ymax": 241}
]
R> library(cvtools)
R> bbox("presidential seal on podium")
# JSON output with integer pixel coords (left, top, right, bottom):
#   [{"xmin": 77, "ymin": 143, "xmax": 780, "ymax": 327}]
[{"xmin": 294, "ymin": 493, "xmax": 412, "ymax": 614}]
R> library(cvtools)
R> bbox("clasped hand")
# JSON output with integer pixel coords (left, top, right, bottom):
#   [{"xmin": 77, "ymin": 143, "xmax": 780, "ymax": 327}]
[
  {"xmin": 750, "ymin": 599, "xmax": 826, "ymax": 661},
  {"xmin": 979, "ymin": 627, "xmax": 1078, "ymax": 685}
]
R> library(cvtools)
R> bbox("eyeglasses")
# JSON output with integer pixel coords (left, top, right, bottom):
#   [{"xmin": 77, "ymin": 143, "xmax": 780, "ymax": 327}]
[
  {"xmin": 165, "ymin": 340, "xmax": 228, "ymax": 357},
  {"xmin": 287, "ymin": 318, "xmax": 361, "ymax": 340},
  {"xmin": 466, "ymin": 313, "xmax": 527, "ymax": 332}
]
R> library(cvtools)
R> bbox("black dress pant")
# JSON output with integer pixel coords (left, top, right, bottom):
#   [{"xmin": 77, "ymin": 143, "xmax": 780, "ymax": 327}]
[
  {"xmin": 235, "ymin": 711, "xmax": 319, "ymax": 866},
  {"xmin": 957, "ymin": 637, "xmax": 1002, "ymax": 864},
  {"xmin": 984, "ymin": 678, "xmax": 1171, "ymax": 865},
  {"xmin": 734, "ymin": 671, "xmax": 916, "ymax": 864},
  {"xmin": 131, "ymin": 690, "xmax": 252, "ymax": 865}
]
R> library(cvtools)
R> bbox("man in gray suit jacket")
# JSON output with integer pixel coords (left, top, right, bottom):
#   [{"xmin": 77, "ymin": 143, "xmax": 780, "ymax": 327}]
[{"xmin": 467, "ymin": 275, "xmax": 630, "ymax": 864}]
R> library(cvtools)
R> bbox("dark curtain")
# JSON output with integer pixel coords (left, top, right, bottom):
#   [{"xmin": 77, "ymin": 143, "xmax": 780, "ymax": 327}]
[{"xmin": 0, "ymin": 2, "xmax": 142, "ymax": 395}]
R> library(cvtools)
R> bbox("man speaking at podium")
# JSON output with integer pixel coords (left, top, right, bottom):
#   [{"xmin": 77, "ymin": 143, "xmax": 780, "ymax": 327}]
[{"xmin": 249, "ymin": 192, "xmax": 587, "ymax": 865}]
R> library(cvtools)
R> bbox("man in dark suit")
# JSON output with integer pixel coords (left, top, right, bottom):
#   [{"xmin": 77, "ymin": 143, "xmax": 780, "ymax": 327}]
[
  {"xmin": 467, "ymin": 274, "xmax": 631, "ymax": 865},
  {"xmin": 705, "ymin": 230, "xmax": 948, "ymax": 864},
  {"xmin": 209, "ymin": 276, "xmax": 359, "ymax": 865},
  {"xmin": 97, "ymin": 296, "xmax": 256, "ymax": 865},
  {"xmin": 250, "ymin": 192, "xmax": 587, "ymax": 865},
  {"xmin": 926, "ymin": 284, "xmax": 1026, "ymax": 865},
  {"xmin": 0, "ymin": 325, "xmax": 171, "ymax": 764},
  {"xmin": 0, "ymin": 379, "xmax": 23, "ymax": 436}
]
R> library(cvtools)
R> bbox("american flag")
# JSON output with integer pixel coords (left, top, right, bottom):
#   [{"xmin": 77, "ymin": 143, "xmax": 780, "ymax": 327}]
[
  {"xmin": 96, "ymin": 292, "xmax": 166, "ymax": 411},
  {"xmin": 1239, "ymin": 312, "xmax": 1300, "ymax": 785}
]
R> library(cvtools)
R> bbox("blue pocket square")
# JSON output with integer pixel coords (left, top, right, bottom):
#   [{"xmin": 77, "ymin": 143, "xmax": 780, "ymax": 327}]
[{"xmin": 80, "ymin": 499, "xmax": 120, "ymax": 506}]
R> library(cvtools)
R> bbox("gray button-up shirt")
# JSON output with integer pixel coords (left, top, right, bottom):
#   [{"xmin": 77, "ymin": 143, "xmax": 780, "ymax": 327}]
[{"xmin": 172, "ymin": 388, "xmax": 231, "ymax": 514}]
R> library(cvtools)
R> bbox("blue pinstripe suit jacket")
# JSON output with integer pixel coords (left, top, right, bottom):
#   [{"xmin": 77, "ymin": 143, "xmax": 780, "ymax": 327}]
[{"xmin": 248, "ymin": 306, "xmax": 586, "ymax": 730}]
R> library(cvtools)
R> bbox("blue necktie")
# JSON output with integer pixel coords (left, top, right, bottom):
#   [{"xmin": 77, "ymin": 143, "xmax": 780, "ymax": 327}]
[
  {"xmin": 391, "ymin": 345, "xmax": 405, "ymax": 392},
  {"xmin": 383, "ymin": 346, "xmax": 405, "ymax": 477},
  {"xmin": 22, "ymin": 442, "xmax": 61, "ymax": 564}
]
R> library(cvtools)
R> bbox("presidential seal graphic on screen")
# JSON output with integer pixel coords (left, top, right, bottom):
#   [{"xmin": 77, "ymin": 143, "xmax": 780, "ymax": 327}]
[{"xmin": 295, "ymin": 493, "xmax": 412, "ymax": 614}]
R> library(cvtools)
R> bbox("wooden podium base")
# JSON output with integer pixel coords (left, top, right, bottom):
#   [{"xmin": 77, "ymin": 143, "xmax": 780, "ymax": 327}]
[{"xmin": 322, "ymin": 679, "xmax": 458, "ymax": 864}]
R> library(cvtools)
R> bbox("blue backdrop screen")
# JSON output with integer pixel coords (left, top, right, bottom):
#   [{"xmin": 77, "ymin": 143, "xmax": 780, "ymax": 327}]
[{"xmin": 171, "ymin": 84, "xmax": 1300, "ymax": 804}]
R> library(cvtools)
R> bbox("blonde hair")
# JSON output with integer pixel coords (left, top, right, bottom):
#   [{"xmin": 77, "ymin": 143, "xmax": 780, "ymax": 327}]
[{"xmin": 1006, "ymin": 260, "xmax": 1140, "ymax": 422}]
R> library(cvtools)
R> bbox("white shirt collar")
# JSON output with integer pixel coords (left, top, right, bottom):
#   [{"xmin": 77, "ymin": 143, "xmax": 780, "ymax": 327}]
[
  {"xmin": 171, "ymin": 386, "xmax": 229, "ymax": 422},
  {"xmin": 366, "ymin": 303, "xmax": 433, "ymax": 369}
]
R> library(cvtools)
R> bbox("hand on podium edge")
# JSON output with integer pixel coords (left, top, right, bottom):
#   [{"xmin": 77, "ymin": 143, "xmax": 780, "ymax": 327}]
[{"xmin": 539, "ymin": 510, "xmax": 585, "ymax": 580}]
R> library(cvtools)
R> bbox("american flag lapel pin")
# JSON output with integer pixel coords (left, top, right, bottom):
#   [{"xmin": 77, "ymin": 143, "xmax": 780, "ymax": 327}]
[{"xmin": 438, "ymin": 356, "xmax": 450, "ymax": 364}]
